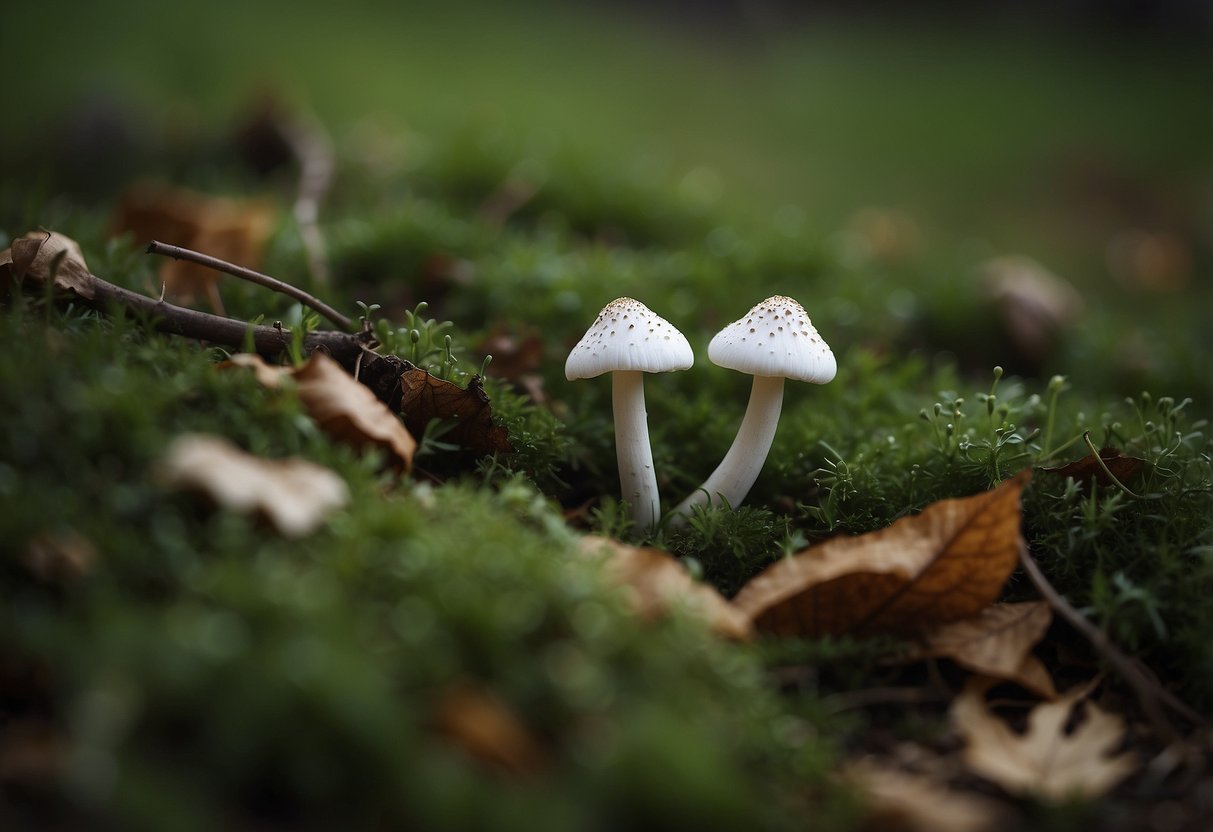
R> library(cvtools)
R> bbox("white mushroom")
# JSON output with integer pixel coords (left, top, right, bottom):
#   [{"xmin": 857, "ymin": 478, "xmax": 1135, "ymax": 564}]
[
  {"xmin": 566, "ymin": 298, "xmax": 694, "ymax": 530},
  {"xmin": 673, "ymin": 295, "xmax": 835, "ymax": 519}
]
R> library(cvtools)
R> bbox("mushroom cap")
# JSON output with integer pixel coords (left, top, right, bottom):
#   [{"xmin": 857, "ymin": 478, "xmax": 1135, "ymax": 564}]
[
  {"xmin": 565, "ymin": 297, "xmax": 694, "ymax": 380},
  {"xmin": 708, "ymin": 295, "xmax": 836, "ymax": 383}
]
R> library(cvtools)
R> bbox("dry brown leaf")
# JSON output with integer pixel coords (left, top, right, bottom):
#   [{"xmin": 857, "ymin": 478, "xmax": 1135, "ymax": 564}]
[
  {"xmin": 432, "ymin": 686, "xmax": 546, "ymax": 775},
  {"xmin": 733, "ymin": 472, "xmax": 1030, "ymax": 637},
  {"xmin": 951, "ymin": 679, "xmax": 1139, "ymax": 801},
  {"xmin": 219, "ymin": 352, "xmax": 292, "ymax": 388},
  {"xmin": 0, "ymin": 230, "xmax": 94, "ymax": 298},
  {"xmin": 399, "ymin": 367, "xmax": 512, "ymax": 455},
  {"xmin": 224, "ymin": 353, "xmax": 417, "ymax": 471},
  {"xmin": 0, "ymin": 721, "xmax": 68, "ymax": 787},
  {"xmin": 845, "ymin": 757, "xmax": 1003, "ymax": 832},
  {"xmin": 981, "ymin": 256, "xmax": 1083, "ymax": 362},
  {"xmin": 24, "ymin": 530, "xmax": 99, "ymax": 584},
  {"xmin": 909, "ymin": 602, "xmax": 1056, "ymax": 698},
  {"xmin": 295, "ymin": 353, "xmax": 417, "ymax": 471},
  {"xmin": 1041, "ymin": 446, "xmax": 1146, "ymax": 490},
  {"xmin": 112, "ymin": 181, "xmax": 276, "ymax": 309},
  {"xmin": 160, "ymin": 434, "xmax": 349, "ymax": 537},
  {"xmin": 578, "ymin": 536, "xmax": 753, "ymax": 640}
]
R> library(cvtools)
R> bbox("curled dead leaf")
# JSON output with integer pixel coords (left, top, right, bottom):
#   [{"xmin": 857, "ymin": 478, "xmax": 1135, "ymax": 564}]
[
  {"xmin": 907, "ymin": 602, "xmax": 1056, "ymax": 698},
  {"xmin": 733, "ymin": 472, "xmax": 1030, "ymax": 637},
  {"xmin": 219, "ymin": 352, "xmax": 292, "ymax": 388},
  {"xmin": 578, "ymin": 536, "xmax": 752, "ymax": 640},
  {"xmin": 295, "ymin": 353, "xmax": 417, "ymax": 471},
  {"xmin": 160, "ymin": 434, "xmax": 349, "ymax": 537},
  {"xmin": 951, "ymin": 678, "xmax": 1139, "ymax": 801},
  {"xmin": 0, "ymin": 230, "xmax": 94, "ymax": 298},
  {"xmin": 432, "ymin": 686, "xmax": 546, "ymax": 775},
  {"xmin": 223, "ymin": 353, "xmax": 416, "ymax": 471}
]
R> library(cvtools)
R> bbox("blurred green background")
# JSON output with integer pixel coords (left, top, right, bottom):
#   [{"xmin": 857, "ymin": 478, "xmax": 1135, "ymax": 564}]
[{"xmin": 8, "ymin": 0, "xmax": 1209, "ymax": 274}]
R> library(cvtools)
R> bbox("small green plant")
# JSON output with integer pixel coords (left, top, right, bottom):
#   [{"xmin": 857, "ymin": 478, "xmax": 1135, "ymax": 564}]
[{"xmin": 369, "ymin": 301, "xmax": 458, "ymax": 375}]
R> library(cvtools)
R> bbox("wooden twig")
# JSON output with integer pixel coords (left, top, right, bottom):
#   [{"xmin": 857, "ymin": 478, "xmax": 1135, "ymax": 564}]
[
  {"xmin": 1018, "ymin": 541, "xmax": 1204, "ymax": 740},
  {"xmin": 146, "ymin": 240, "xmax": 352, "ymax": 331},
  {"xmin": 50, "ymin": 266, "xmax": 367, "ymax": 369}
]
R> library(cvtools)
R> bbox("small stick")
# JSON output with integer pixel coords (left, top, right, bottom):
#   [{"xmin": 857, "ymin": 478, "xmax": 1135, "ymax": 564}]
[
  {"xmin": 282, "ymin": 113, "xmax": 334, "ymax": 286},
  {"xmin": 1081, "ymin": 431, "xmax": 1146, "ymax": 499},
  {"xmin": 1018, "ymin": 541, "xmax": 1204, "ymax": 740},
  {"xmin": 146, "ymin": 240, "xmax": 353, "ymax": 331}
]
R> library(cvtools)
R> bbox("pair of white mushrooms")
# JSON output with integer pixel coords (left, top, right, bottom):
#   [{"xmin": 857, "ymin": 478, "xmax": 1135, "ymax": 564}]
[{"xmin": 565, "ymin": 295, "xmax": 836, "ymax": 530}]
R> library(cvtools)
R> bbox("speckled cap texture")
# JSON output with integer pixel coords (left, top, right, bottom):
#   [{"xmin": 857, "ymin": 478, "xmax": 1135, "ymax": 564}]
[
  {"xmin": 707, "ymin": 295, "xmax": 836, "ymax": 382},
  {"xmin": 565, "ymin": 297, "xmax": 694, "ymax": 380}
]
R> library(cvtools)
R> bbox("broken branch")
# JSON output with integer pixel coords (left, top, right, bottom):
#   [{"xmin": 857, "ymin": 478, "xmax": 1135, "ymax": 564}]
[{"xmin": 48, "ymin": 263, "xmax": 365, "ymax": 368}]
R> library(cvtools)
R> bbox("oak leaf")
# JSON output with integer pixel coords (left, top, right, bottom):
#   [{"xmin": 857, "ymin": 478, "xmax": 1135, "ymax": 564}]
[
  {"xmin": 733, "ymin": 472, "xmax": 1030, "ymax": 637},
  {"xmin": 908, "ymin": 602, "xmax": 1056, "ymax": 698},
  {"xmin": 579, "ymin": 536, "xmax": 753, "ymax": 640},
  {"xmin": 951, "ymin": 679, "xmax": 1138, "ymax": 801},
  {"xmin": 0, "ymin": 230, "xmax": 94, "ymax": 298},
  {"xmin": 160, "ymin": 434, "xmax": 349, "ymax": 537},
  {"xmin": 398, "ymin": 367, "xmax": 513, "ymax": 455}
]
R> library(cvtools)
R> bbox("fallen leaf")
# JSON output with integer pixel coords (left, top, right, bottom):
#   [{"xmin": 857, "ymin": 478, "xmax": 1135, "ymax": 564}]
[
  {"xmin": 224, "ymin": 352, "xmax": 417, "ymax": 471},
  {"xmin": 295, "ymin": 353, "xmax": 417, "ymax": 470},
  {"xmin": 432, "ymin": 686, "xmax": 546, "ymax": 775},
  {"xmin": 981, "ymin": 256, "xmax": 1083, "ymax": 362},
  {"xmin": 24, "ymin": 530, "xmax": 99, "ymax": 584},
  {"xmin": 846, "ymin": 207, "xmax": 922, "ymax": 263},
  {"xmin": 1107, "ymin": 229, "xmax": 1192, "ymax": 292},
  {"xmin": 399, "ymin": 366, "xmax": 513, "ymax": 455},
  {"xmin": 845, "ymin": 757, "xmax": 1003, "ymax": 832},
  {"xmin": 907, "ymin": 602, "xmax": 1056, "ymax": 698},
  {"xmin": 0, "ymin": 721, "xmax": 68, "ymax": 787},
  {"xmin": 219, "ymin": 352, "xmax": 292, "ymax": 388},
  {"xmin": 733, "ymin": 472, "xmax": 1030, "ymax": 637},
  {"xmin": 0, "ymin": 230, "xmax": 94, "ymax": 298},
  {"xmin": 951, "ymin": 679, "xmax": 1138, "ymax": 801},
  {"xmin": 578, "ymin": 536, "xmax": 753, "ymax": 640},
  {"xmin": 160, "ymin": 434, "xmax": 349, "ymax": 537},
  {"xmin": 1041, "ymin": 446, "xmax": 1145, "ymax": 490},
  {"xmin": 112, "ymin": 181, "xmax": 276, "ymax": 310},
  {"xmin": 475, "ymin": 325, "xmax": 545, "ymax": 382}
]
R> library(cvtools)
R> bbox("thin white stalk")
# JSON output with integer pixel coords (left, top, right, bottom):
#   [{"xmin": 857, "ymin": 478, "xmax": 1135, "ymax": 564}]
[
  {"xmin": 673, "ymin": 375, "xmax": 785, "ymax": 520},
  {"xmin": 612, "ymin": 370, "xmax": 660, "ymax": 530}
]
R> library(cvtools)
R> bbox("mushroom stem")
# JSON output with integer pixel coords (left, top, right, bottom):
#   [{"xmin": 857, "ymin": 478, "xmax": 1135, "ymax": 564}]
[
  {"xmin": 612, "ymin": 370, "xmax": 660, "ymax": 530},
  {"xmin": 674, "ymin": 375, "xmax": 785, "ymax": 519}
]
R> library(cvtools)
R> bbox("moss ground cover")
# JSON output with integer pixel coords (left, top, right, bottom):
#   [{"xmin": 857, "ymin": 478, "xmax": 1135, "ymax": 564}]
[{"xmin": 3, "ymin": 2, "xmax": 1211, "ymax": 828}]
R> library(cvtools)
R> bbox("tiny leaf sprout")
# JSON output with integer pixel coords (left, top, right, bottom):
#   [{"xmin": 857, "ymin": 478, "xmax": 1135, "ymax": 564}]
[{"xmin": 363, "ymin": 300, "xmax": 457, "ymax": 373}]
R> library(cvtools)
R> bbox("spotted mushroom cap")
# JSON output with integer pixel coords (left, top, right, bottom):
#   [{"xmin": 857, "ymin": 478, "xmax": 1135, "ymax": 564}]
[
  {"xmin": 707, "ymin": 295, "xmax": 836, "ymax": 383},
  {"xmin": 565, "ymin": 297, "xmax": 694, "ymax": 380}
]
